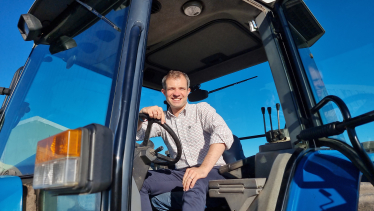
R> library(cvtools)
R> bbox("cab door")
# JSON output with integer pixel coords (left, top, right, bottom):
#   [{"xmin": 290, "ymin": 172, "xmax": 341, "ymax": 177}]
[{"xmin": 106, "ymin": 0, "xmax": 153, "ymax": 210}]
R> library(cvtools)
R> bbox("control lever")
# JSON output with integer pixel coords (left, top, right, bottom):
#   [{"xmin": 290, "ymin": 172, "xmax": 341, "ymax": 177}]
[
  {"xmin": 276, "ymin": 103, "xmax": 281, "ymax": 134},
  {"xmin": 263, "ymin": 105, "xmax": 290, "ymax": 143},
  {"xmin": 276, "ymin": 103, "xmax": 285, "ymax": 140},
  {"xmin": 261, "ymin": 107, "xmax": 266, "ymax": 134},
  {"xmin": 149, "ymin": 146, "xmax": 164, "ymax": 157},
  {"xmin": 154, "ymin": 146, "xmax": 164, "ymax": 153},
  {"xmin": 267, "ymin": 107, "xmax": 273, "ymax": 132}
]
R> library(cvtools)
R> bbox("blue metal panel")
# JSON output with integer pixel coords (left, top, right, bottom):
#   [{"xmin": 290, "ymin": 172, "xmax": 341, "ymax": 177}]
[
  {"xmin": 0, "ymin": 176, "xmax": 23, "ymax": 211},
  {"xmin": 286, "ymin": 150, "xmax": 361, "ymax": 211}
]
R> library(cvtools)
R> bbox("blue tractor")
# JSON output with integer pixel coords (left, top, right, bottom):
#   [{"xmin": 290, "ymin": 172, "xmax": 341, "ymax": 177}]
[{"xmin": 0, "ymin": 0, "xmax": 373, "ymax": 210}]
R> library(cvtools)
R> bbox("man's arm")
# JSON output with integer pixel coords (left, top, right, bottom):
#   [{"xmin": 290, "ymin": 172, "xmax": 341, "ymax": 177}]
[
  {"xmin": 182, "ymin": 143, "xmax": 226, "ymax": 191},
  {"xmin": 182, "ymin": 103, "xmax": 233, "ymax": 191}
]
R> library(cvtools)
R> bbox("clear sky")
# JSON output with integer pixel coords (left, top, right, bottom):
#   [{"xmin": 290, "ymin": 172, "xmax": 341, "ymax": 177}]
[
  {"xmin": 0, "ymin": 0, "xmax": 373, "ymax": 158},
  {"xmin": 0, "ymin": 0, "xmax": 35, "ymax": 103}
]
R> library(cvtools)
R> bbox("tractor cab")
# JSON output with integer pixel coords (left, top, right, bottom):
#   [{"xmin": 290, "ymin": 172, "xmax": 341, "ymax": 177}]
[{"xmin": 0, "ymin": 0, "xmax": 374, "ymax": 210}]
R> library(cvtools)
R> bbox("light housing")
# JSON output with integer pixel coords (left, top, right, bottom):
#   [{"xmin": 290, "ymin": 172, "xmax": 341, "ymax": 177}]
[
  {"xmin": 49, "ymin": 36, "xmax": 78, "ymax": 55},
  {"xmin": 182, "ymin": 1, "xmax": 203, "ymax": 17},
  {"xmin": 17, "ymin": 14, "xmax": 42, "ymax": 41},
  {"xmin": 33, "ymin": 124, "xmax": 113, "ymax": 194}
]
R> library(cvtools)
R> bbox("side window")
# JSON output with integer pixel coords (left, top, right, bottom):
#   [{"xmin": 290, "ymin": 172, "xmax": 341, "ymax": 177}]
[{"xmin": 284, "ymin": 0, "xmax": 374, "ymax": 144}]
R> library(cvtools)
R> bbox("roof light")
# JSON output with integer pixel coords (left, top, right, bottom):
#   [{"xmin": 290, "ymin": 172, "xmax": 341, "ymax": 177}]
[
  {"xmin": 261, "ymin": 0, "xmax": 276, "ymax": 3},
  {"xmin": 33, "ymin": 124, "xmax": 113, "ymax": 194},
  {"xmin": 182, "ymin": 1, "xmax": 203, "ymax": 17}
]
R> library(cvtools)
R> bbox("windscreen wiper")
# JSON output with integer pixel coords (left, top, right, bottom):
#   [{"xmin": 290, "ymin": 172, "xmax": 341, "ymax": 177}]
[
  {"xmin": 76, "ymin": 0, "xmax": 121, "ymax": 32},
  {"xmin": 208, "ymin": 76, "xmax": 258, "ymax": 94},
  {"xmin": 189, "ymin": 76, "xmax": 258, "ymax": 102}
]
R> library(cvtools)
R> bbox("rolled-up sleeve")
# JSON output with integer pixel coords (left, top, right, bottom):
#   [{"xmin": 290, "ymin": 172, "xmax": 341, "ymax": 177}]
[
  {"xmin": 136, "ymin": 120, "xmax": 163, "ymax": 141},
  {"xmin": 198, "ymin": 103, "xmax": 233, "ymax": 150}
]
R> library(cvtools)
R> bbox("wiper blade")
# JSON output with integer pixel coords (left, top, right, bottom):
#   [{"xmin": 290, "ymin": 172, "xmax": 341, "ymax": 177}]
[
  {"xmin": 76, "ymin": 0, "xmax": 121, "ymax": 32},
  {"xmin": 209, "ymin": 76, "xmax": 258, "ymax": 94}
]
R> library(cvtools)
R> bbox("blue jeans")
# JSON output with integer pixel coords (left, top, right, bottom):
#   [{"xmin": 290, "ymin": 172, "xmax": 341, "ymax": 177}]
[
  {"xmin": 151, "ymin": 191, "xmax": 183, "ymax": 211},
  {"xmin": 140, "ymin": 167, "xmax": 225, "ymax": 211},
  {"xmin": 151, "ymin": 191, "xmax": 225, "ymax": 211},
  {"xmin": 151, "ymin": 136, "xmax": 246, "ymax": 210}
]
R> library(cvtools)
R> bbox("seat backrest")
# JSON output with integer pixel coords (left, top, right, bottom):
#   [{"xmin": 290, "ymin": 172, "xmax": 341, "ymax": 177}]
[{"xmin": 222, "ymin": 135, "xmax": 246, "ymax": 163}]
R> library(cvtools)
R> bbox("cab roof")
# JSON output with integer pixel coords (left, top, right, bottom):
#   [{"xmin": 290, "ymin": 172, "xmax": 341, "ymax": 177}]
[{"xmin": 28, "ymin": 0, "xmax": 278, "ymax": 89}]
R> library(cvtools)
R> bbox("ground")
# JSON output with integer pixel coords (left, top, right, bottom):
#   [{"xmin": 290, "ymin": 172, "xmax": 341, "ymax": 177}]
[{"xmin": 358, "ymin": 182, "xmax": 374, "ymax": 211}]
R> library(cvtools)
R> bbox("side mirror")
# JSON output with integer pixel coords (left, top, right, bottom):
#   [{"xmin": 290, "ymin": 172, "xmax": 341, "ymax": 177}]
[
  {"xmin": 33, "ymin": 124, "xmax": 113, "ymax": 194},
  {"xmin": 188, "ymin": 89, "xmax": 208, "ymax": 102}
]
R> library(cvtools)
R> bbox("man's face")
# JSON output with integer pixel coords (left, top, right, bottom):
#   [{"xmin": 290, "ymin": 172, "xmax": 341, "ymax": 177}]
[
  {"xmin": 161, "ymin": 76, "xmax": 190, "ymax": 111},
  {"xmin": 309, "ymin": 67, "xmax": 325, "ymax": 99}
]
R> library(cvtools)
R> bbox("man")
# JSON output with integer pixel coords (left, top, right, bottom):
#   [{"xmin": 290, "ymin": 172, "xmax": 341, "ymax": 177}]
[{"xmin": 136, "ymin": 70, "xmax": 233, "ymax": 211}]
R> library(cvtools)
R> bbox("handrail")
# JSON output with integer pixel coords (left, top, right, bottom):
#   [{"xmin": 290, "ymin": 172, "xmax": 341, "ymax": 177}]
[
  {"xmin": 310, "ymin": 95, "xmax": 351, "ymax": 120},
  {"xmin": 111, "ymin": 25, "xmax": 141, "ymax": 211},
  {"xmin": 301, "ymin": 95, "xmax": 374, "ymax": 184}
]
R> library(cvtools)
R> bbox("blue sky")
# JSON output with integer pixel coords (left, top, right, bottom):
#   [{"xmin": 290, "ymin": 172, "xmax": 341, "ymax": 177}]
[
  {"xmin": 0, "ymin": 0, "xmax": 34, "ymax": 103},
  {"xmin": 0, "ymin": 0, "xmax": 373, "ymax": 158}
]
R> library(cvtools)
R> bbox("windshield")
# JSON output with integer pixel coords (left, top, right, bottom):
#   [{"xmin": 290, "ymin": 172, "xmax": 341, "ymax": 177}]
[
  {"xmin": 139, "ymin": 62, "xmax": 285, "ymax": 157},
  {"xmin": 282, "ymin": 0, "xmax": 374, "ymax": 144},
  {"xmin": 0, "ymin": 8, "xmax": 129, "ymax": 177}
]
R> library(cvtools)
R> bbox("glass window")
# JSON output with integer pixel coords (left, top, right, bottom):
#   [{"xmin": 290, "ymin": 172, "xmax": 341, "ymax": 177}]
[
  {"xmin": 41, "ymin": 191, "xmax": 101, "ymax": 211},
  {"xmin": 139, "ymin": 62, "xmax": 285, "ymax": 157},
  {"xmin": 0, "ymin": 8, "xmax": 129, "ymax": 176},
  {"xmin": 283, "ymin": 0, "xmax": 374, "ymax": 144}
]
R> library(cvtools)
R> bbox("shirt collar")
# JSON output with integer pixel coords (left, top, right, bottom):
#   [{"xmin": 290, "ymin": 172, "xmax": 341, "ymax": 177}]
[{"xmin": 167, "ymin": 102, "xmax": 189, "ymax": 118}]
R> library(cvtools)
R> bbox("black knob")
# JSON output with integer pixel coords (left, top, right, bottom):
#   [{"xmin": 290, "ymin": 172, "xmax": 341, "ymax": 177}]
[
  {"xmin": 267, "ymin": 107, "xmax": 272, "ymax": 114},
  {"xmin": 261, "ymin": 107, "xmax": 265, "ymax": 114},
  {"xmin": 276, "ymin": 103, "xmax": 280, "ymax": 111},
  {"xmin": 154, "ymin": 146, "xmax": 164, "ymax": 153}
]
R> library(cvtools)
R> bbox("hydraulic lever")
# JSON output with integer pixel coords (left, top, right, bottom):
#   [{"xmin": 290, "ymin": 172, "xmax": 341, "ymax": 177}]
[
  {"xmin": 275, "ymin": 103, "xmax": 285, "ymax": 140},
  {"xmin": 276, "ymin": 103, "xmax": 281, "ymax": 134},
  {"xmin": 263, "ymin": 104, "xmax": 289, "ymax": 143},
  {"xmin": 261, "ymin": 107, "xmax": 266, "ymax": 134},
  {"xmin": 267, "ymin": 107, "xmax": 273, "ymax": 132}
]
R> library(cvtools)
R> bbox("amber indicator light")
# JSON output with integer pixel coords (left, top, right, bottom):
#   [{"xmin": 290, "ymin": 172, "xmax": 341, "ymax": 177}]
[{"xmin": 35, "ymin": 129, "xmax": 82, "ymax": 164}]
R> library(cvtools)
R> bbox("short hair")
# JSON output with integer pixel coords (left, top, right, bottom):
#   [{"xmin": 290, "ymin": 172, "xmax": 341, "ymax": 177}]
[{"xmin": 162, "ymin": 70, "xmax": 190, "ymax": 90}]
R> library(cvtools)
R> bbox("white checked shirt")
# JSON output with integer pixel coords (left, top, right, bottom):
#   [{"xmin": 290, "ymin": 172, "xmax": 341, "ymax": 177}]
[{"xmin": 136, "ymin": 102, "xmax": 233, "ymax": 169}]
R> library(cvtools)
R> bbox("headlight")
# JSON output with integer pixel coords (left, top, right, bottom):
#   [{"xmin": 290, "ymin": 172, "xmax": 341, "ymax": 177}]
[{"xmin": 33, "ymin": 124, "xmax": 113, "ymax": 194}]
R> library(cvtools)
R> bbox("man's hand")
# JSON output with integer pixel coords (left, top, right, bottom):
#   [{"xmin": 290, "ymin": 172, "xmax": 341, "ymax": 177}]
[
  {"xmin": 182, "ymin": 143, "xmax": 226, "ymax": 191},
  {"xmin": 182, "ymin": 167, "xmax": 209, "ymax": 191},
  {"xmin": 138, "ymin": 106, "xmax": 165, "ymax": 131},
  {"xmin": 140, "ymin": 106, "xmax": 165, "ymax": 124}
]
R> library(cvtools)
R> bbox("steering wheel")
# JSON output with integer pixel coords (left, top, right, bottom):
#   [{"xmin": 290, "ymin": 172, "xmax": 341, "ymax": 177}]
[{"xmin": 139, "ymin": 113, "xmax": 182, "ymax": 165}]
